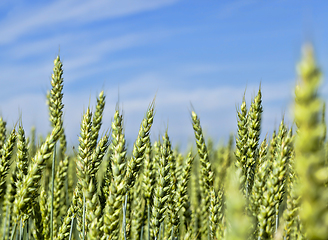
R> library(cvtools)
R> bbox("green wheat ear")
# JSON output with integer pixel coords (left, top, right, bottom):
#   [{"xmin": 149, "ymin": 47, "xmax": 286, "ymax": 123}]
[
  {"xmin": 294, "ymin": 44, "xmax": 328, "ymax": 239},
  {"xmin": 0, "ymin": 129, "xmax": 17, "ymax": 199},
  {"xmin": 235, "ymin": 95, "xmax": 248, "ymax": 194},
  {"xmin": 13, "ymin": 126, "xmax": 61, "ymax": 220},
  {"xmin": 103, "ymin": 110, "xmax": 127, "ymax": 240},
  {"xmin": 151, "ymin": 132, "xmax": 171, "ymax": 239},
  {"xmin": 245, "ymin": 86, "xmax": 263, "ymax": 199}
]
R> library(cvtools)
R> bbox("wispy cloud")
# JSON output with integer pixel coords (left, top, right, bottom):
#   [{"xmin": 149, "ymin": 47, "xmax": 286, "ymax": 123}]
[
  {"xmin": 0, "ymin": 0, "xmax": 179, "ymax": 45},
  {"xmin": 217, "ymin": 0, "xmax": 259, "ymax": 19}
]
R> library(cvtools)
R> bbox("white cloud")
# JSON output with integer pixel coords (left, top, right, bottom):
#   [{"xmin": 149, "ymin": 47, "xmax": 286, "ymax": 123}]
[{"xmin": 0, "ymin": 0, "xmax": 179, "ymax": 45}]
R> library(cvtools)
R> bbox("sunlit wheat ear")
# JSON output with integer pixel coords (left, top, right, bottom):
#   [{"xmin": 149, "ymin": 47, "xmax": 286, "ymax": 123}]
[
  {"xmin": 0, "ymin": 128, "xmax": 16, "ymax": 199},
  {"xmin": 103, "ymin": 110, "xmax": 127, "ymax": 240},
  {"xmin": 74, "ymin": 108, "xmax": 93, "ymax": 237},
  {"xmin": 174, "ymin": 153, "xmax": 194, "ymax": 220},
  {"xmin": 125, "ymin": 101, "xmax": 155, "ymax": 190},
  {"xmin": 258, "ymin": 126, "xmax": 292, "ymax": 239},
  {"xmin": 48, "ymin": 55, "xmax": 64, "ymax": 128},
  {"xmin": 76, "ymin": 107, "xmax": 104, "ymax": 239},
  {"xmin": 52, "ymin": 156, "xmax": 69, "ymax": 236},
  {"xmin": 47, "ymin": 55, "xmax": 66, "ymax": 156},
  {"xmin": 90, "ymin": 91, "xmax": 106, "ymax": 150},
  {"xmin": 249, "ymin": 138, "xmax": 268, "ymax": 219},
  {"xmin": 40, "ymin": 188, "xmax": 50, "ymax": 239},
  {"xmin": 235, "ymin": 95, "xmax": 248, "ymax": 193},
  {"xmin": 191, "ymin": 111, "xmax": 214, "ymax": 188},
  {"xmin": 166, "ymin": 138, "xmax": 177, "ymax": 239},
  {"xmin": 141, "ymin": 140, "xmax": 154, "ymax": 240},
  {"xmin": 191, "ymin": 110, "xmax": 214, "ymax": 237},
  {"xmin": 13, "ymin": 126, "xmax": 61, "ymax": 221},
  {"xmin": 151, "ymin": 131, "xmax": 171, "ymax": 239},
  {"xmin": 245, "ymin": 86, "xmax": 263, "ymax": 199},
  {"xmin": 131, "ymin": 179, "xmax": 145, "ymax": 240},
  {"xmin": 294, "ymin": 44, "xmax": 328, "ymax": 239},
  {"xmin": 90, "ymin": 134, "xmax": 109, "ymax": 179},
  {"xmin": 209, "ymin": 187, "xmax": 220, "ymax": 240},
  {"xmin": 283, "ymin": 150, "xmax": 301, "ymax": 240},
  {"xmin": 142, "ymin": 141, "xmax": 154, "ymax": 203},
  {"xmin": 2, "ymin": 126, "xmax": 28, "ymax": 235},
  {"xmin": 85, "ymin": 178, "xmax": 103, "ymax": 240}
]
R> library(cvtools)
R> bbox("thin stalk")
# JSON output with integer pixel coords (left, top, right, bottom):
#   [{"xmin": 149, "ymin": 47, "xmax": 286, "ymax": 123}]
[
  {"xmin": 19, "ymin": 220, "xmax": 22, "ymax": 240},
  {"xmin": 123, "ymin": 194, "xmax": 128, "ymax": 240},
  {"xmin": 157, "ymin": 222, "xmax": 162, "ymax": 240},
  {"xmin": 68, "ymin": 215, "xmax": 74, "ymax": 240},
  {"xmin": 82, "ymin": 194, "xmax": 86, "ymax": 240},
  {"xmin": 140, "ymin": 226, "xmax": 144, "ymax": 240},
  {"xmin": 51, "ymin": 144, "xmax": 56, "ymax": 240},
  {"xmin": 148, "ymin": 203, "xmax": 150, "ymax": 240},
  {"xmin": 10, "ymin": 222, "xmax": 16, "ymax": 240}
]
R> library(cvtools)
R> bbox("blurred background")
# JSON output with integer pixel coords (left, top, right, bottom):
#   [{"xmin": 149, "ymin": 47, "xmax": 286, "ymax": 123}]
[{"xmin": 0, "ymin": 0, "xmax": 327, "ymax": 152}]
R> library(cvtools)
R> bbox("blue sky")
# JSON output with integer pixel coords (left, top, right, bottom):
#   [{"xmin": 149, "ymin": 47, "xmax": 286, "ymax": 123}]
[{"xmin": 0, "ymin": 0, "xmax": 328, "ymax": 151}]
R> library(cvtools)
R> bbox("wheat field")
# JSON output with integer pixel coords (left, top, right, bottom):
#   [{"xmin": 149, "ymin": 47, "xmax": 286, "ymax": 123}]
[{"xmin": 0, "ymin": 44, "xmax": 327, "ymax": 240}]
